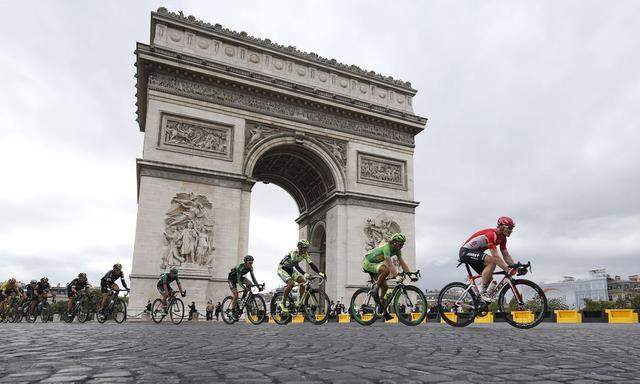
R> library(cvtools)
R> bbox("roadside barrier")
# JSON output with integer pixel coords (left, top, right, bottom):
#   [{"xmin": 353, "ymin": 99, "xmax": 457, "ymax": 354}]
[
  {"xmin": 554, "ymin": 310, "xmax": 582, "ymax": 323},
  {"xmin": 411, "ymin": 312, "xmax": 427, "ymax": 323},
  {"xmin": 474, "ymin": 312, "xmax": 494, "ymax": 323},
  {"xmin": 292, "ymin": 314, "xmax": 305, "ymax": 323},
  {"xmin": 512, "ymin": 310, "xmax": 534, "ymax": 324},
  {"xmin": 338, "ymin": 314, "xmax": 350, "ymax": 323},
  {"xmin": 605, "ymin": 309, "xmax": 639, "ymax": 323},
  {"xmin": 440, "ymin": 312, "xmax": 457, "ymax": 323},
  {"xmin": 385, "ymin": 314, "xmax": 398, "ymax": 324}
]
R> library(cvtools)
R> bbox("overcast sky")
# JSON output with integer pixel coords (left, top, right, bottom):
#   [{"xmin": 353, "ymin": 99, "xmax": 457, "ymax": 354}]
[{"xmin": 1, "ymin": 1, "xmax": 638, "ymax": 291}]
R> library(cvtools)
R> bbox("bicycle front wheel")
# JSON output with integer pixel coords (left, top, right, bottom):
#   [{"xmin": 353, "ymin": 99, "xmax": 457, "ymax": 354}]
[
  {"xmin": 40, "ymin": 303, "xmax": 50, "ymax": 323},
  {"xmin": 77, "ymin": 301, "xmax": 89, "ymax": 323},
  {"xmin": 169, "ymin": 298, "xmax": 184, "ymax": 325},
  {"xmin": 113, "ymin": 299, "xmax": 127, "ymax": 324},
  {"xmin": 350, "ymin": 288, "xmax": 378, "ymax": 326},
  {"xmin": 303, "ymin": 289, "xmax": 331, "ymax": 325},
  {"xmin": 270, "ymin": 292, "xmax": 292, "ymax": 325},
  {"xmin": 498, "ymin": 279, "xmax": 547, "ymax": 329},
  {"xmin": 394, "ymin": 285, "xmax": 427, "ymax": 326},
  {"xmin": 437, "ymin": 282, "xmax": 478, "ymax": 327},
  {"xmin": 246, "ymin": 295, "xmax": 267, "ymax": 325}
]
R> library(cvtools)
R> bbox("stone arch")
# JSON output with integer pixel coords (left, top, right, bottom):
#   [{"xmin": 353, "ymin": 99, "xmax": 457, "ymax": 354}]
[
  {"xmin": 309, "ymin": 221, "xmax": 327, "ymax": 273},
  {"xmin": 244, "ymin": 135, "xmax": 346, "ymax": 213}
]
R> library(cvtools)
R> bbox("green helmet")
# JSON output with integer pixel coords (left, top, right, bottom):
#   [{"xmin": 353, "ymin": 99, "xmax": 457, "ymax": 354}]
[
  {"xmin": 389, "ymin": 233, "xmax": 406, "ymax": 244},
  {"xmin": 297, "ymin": 239, "xmax": 310, "ymax": 248},
  {"xmin": 170, "ymin": 267, "xmax": 179, "ymax": 274}
]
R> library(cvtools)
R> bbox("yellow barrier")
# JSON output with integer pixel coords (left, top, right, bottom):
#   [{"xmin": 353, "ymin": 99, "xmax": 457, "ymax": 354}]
[
  {"xmin": 245, "ymin": 315, "xmax": 260, "ymax": 324},
  {"xmin": 268, "ymin": 315, "xmax": 279, "ymax": 324},
  {"xmin": 554, "ymin": 310, "xmax": 582, "ymax": 323},
  {"xmin": 605, "ymin": 309, "xmax": 639, "ymax": 323},
  {"xmin": 411, "ymin": 312, "xmax": 427, "ymax": 323},
  {"xmin": 474, "ymin": 312, "xmax": 494, "ymax": 323},
  {"xmin": 440, "ymin": 312, "xmax": 457, "ymax": 323},
  {"xmin": 361, "ymin": 314, "xmax": 374, "ymax": 321},
  {"xmin": 315, "ymin": 314, "xmax": 327, "ymax": 322},
  {"xmin": 512, "ymin": 311, "xmax": 534, "ymax": 323},
  {"xmin": 338, "ymin": 314, "xmax": 350, "ymax": 323},
  {"xmin": 292, "ymin": 314, "xmax": 305, "ymax": 323},
  {"xmin": 385, "ymin": 314, "xmax": 398, "ymax": 324}
]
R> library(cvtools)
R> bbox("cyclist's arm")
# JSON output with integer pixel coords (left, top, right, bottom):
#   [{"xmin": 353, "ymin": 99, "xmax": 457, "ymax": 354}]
[
  {"xmin": 489, "ymin": 247, "xmax": 510, "ymax": 271},
  {"xmin": 384, "ymin": 258, "xmax": 398, "ymax": 277},
  {"xmin": 120, "ymin": 276, "xmax": 129, "ymax": 290},
  {"xmin": 307, "ymin": 261, "xmax": 320, "ymax": 275},
  {"xmin": 249, "ymin": 270, "xmax": 259, "ymax": 286},
  {"xmin": 397, "ymin": 255, "xmax": 411, "ymax": 274},
  {"xmin": 177, "ymin": 280, "xmax": 183, "ymax": 292},
  {"xmin": 294, "ymin": 264, "xmax": 305, "ymax": 275},
  {"xmin": 501, "ymin": 247, "xmax": 516, "ymax": 266}
]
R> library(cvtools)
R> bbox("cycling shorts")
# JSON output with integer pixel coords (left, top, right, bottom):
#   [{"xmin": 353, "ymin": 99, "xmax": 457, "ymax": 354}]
[
  {"xmin": 277, "ymin": 266, "xmax": 302, "ymax": 284},
  {"xmin": 227, "ymin": 273, "xmax": 250, "ymax": 291},
  {"xmin": 459, "ymin": 247, "xmax": 486, "ymax": 274},
  {"xmin": 362, "ymin": 257, "xmax": 384, "ymax": 275}
]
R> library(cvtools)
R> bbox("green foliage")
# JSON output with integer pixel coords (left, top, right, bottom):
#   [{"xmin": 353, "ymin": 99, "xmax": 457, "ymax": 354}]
[
  {"xmin": 583, "ymin": 293, "xmax": 640, "ymax": 311},
  {"xmin": 547, "ymin": 297, "xmax": 570, "ymax": 310}
]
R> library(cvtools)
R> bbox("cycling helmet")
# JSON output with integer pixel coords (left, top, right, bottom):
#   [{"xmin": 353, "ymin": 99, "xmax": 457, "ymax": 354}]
[
  {"xmin": 297, "ymin": 239, "xmax": 310, "ymax": 248},
  {"xmin": 40, "ymin": 277, "xmax": 48, "ymax": 283},
  {"xmin": 30, "ymin": 280, "xmax": 37, "ymax": 285},
  {"xmin": 8, "ymin": 278, "xmax": 16, "ymax": 285},
  {"xmin": 389, "ymin": 233, "xmax": 406, "ymax": 244},
  {"xmin": 113, "ymin": 263, "xmax": 122, "ymax": 270},
  {"xmin": 78, "ymin": 273, "xmax": 87, "ymax": 279},
  {"xmin": 170, "ymin": 267, "xmax": 179, "ymax": 274},
  {"xmin": 244, "ymin": 255, "xmax": 254, "ymax": 262},
  {"xmin": 497, "ymin": 216, "xmax": 515, "ymax": 227}
]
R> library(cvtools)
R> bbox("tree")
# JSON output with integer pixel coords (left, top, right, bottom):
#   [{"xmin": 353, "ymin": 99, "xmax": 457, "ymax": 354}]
[{"xmin": 547, "ymin": 297, "xmax": 570, "ymax": 311}]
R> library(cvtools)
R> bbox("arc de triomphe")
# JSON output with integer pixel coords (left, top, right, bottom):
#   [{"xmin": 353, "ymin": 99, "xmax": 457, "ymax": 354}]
[{"xmin": 129, "ymin": 8, "xmax": 427, "ymax": 313}]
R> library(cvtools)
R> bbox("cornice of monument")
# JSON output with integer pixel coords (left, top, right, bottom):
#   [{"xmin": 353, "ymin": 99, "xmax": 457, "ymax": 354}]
[
  {"xmin": 153, "ymin": 7, "xmax": 415, "ymax": 92},
  {"xmin": 135, "ymin": 49, "xmax": 423, "ymax": 147}
]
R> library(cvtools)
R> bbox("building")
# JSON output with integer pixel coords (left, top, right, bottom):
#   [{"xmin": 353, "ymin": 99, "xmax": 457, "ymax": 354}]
[
  {"xmin": 607, "ymin": 274, "xmax": 640, "ymax": 301},
  {"xmin": 540, "ymin": 269, "xmax": 609, "ymax": 309}
]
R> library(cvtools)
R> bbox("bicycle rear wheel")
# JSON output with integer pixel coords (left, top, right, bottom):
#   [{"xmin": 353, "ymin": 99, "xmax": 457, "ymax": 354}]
[
  {"xmin": 220, "ymin": 296, "xmax": 237, "ymax": 324},
  {"xmin": 270, "ymin": 292, "xmax": 292, "ymax": 325},
  {"xmin": 394, "ymin": 285, "xmax": 427, "ymax": 326},
  {"xmin": 246, "ymin": 295, "xmax": 266, "ymax": 325},
  {"xmin": 113, "ymin": 299, "xmax": 127, "ymax": 324},
  {"xmin": 151, "ymin": 299, "xmax": 165, "ymax": 324},
  {"xmin": 437, "ymin": 282, "xmax": 478, "ymax": 327},
  {"xmin": 169, "ymin": 298, "xmax": 184, "ymax": 325},
  {"xmin": 350, "ymin": 287, "xmax": 378, "ymax": 326},
  {"xmin": 303, "ymin": 289, "xmax": 331, "ymax": 325},
  {"xmin": 8, "ymin": 305, "xmax": 20, "ymax": 323},
  {"xmin": 40, "ymin": 302, "xmax": 50, "ymax": 323},
  {"xmin": 498, "ymin": 279, "xmax": 547, "ymax": 329},
  {"xmin": 77, "ymin": 300, "xmax": 89, "ymax": 323}
]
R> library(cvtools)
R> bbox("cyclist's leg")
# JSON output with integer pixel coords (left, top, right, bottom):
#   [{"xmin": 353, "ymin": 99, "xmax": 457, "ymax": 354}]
[
  {"xmin": 296, "ymin": 275, "xmax": 306, "ymax": 304},
  {"xmin": 99, "ymin": 282, "xmax": 110, "ymax": 311},
  {"xmin": 67, "ymin": 289, "xmax": 75, "ymax": 312},
  {"xmin": 278, "ymin": 267, "xmax": 295, "ymax": 310},
  {"xmin": 228, "ymin": 277, "xmax": 239, "ymax": 309}
]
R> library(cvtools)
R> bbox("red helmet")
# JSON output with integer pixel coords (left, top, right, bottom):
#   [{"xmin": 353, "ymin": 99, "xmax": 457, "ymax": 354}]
[{"xmin": 497, "ymin": 216, "xmax": 515, "ymax": 227}]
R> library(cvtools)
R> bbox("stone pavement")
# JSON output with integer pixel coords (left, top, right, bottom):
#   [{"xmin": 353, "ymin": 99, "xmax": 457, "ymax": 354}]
[{"xmin": 1, "ymin": 322, "xmax": 638, "ymax": 383}]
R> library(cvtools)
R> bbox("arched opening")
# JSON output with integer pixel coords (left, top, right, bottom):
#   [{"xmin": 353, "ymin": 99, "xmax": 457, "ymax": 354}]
[{"xmin": 309, "ymin": 223, "xmax": 326, "ymax": 274}]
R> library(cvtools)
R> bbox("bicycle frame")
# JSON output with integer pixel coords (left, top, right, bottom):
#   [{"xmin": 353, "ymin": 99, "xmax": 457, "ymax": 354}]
[{"xmin": 452, "ymin": 264, "xmax": 525, "ymax": 309}]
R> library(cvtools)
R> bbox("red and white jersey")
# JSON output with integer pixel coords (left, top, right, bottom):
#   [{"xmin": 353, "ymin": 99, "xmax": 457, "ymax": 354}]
[{"xmin": 461, "ymin": 228, "xmax": 507, "ymax": 253}]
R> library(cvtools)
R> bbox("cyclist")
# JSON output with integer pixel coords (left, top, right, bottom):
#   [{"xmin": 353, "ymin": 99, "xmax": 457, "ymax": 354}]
[
  {"xmin": 277, "ymin": 240, "xmax": 326, "ymax": 313},
  {"xmin": 157, "ymin": 267, "xmax": 185, "ymax": 314},
  {"xmin": 459, "ymin": 216, "xmax": 518, "ymax": 302},
  {"xmin": 1, "ymin": 278, "xmax": 25, "ymax": 313},
  {"xmin": 227, "ymin": 255, "xmax": 262, "ymax": 317},
  {"xmin": 29, "ymin": 277, "xmax": 53, "ymax": 316},
  {"xmin": 362, "ymin": 233, "xmax": 413, "ymax": 318},
  {"xmin": 66, "ymin": 273, "xmax": 91, "ymax": 316},
  {"xmin": 99, "ymin": 263, "xmax": 129, "ymax": 315}
]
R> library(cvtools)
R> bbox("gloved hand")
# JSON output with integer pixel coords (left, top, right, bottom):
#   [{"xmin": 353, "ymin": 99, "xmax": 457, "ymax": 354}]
[
  {"xmin": 319, "ymin": 272, "xmax": 326, "ymax": 279},
  {"xmin": 395, "ymin": 275, "xmax": 404, "ymax": 284},
  {"xmin": 303, "ymin": 273, "xmax": 310, "ymax": 279}
]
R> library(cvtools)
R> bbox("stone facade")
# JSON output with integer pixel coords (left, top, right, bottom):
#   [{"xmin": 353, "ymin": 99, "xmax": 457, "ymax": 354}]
[{"xmin": 129, "ymin": 9, "xmax": 427, "ymax": 314}]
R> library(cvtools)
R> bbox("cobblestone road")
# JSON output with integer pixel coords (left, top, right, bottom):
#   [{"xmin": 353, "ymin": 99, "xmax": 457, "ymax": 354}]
[{"xmin": 1, "ymin": 322, "xmax": 638, "ymax": 383}]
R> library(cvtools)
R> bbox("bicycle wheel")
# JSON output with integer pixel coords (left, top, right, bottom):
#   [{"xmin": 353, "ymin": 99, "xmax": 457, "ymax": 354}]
[
  {"xmin": 394, "ymin": 285, "xmax": 427, "ymax": 326},
  {"xmin": 221, "ymin": 296, "xmax": 237, "ymax": 324},
  {"xmin": 303, "ymin": 289, "xmax": 331, "ymax": 325},
  {"xmin": 62, "ymin": 308, "xmax": 73, "ymax": 323},
  {"xmin": 77, "ymin": 301, "xmax": 89, "ymax": 323},
  {"xmin": 40, "ymin": 302, "xmax": 50, "ymax": 323},
  {"xmin": 270, "ymin": 292, "xmax": 292, "ymax": 325},
  {"xmin": 498, "ymin": 279, "xmax": 547, "ymax": 329},
  {"xmin": 151, "ymin": 299, "xmax": 165, "ymax": 324},
  {"xmin": 113, "ymin": 299, "xmax": 127, "ymax": 324},
  {"xmin": 437, "ymin": 282, "xmax": 478, "ymax": 327},
  {"xmin": 350, "ymin": 287, "xmax": 378, "ymax": 326},
  {"xmin": 8, "ymin": 305, "xmax": 20, "ymax": 323},
  {"xmin": 246, "ymin": 295, "xmax": 267, "ymax": 325},
  {"xmin": 169, "ymin": 298, "xmax": 184, "ymax": 325}
]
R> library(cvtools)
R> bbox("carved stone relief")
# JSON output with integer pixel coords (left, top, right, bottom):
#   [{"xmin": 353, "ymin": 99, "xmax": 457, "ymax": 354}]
[
  {"xmin": 244, "ymin": 124, "xmax": 283, "ymax": 151},
  {"xmin": 364, "ymin": 214, "xmax": 402, "ymax": 251},
  {"xmin": 161, "ymin": 193, "xmax": 215, "ymax": 270},
  {"xmin": 357, "ymin": 152, "xmax": 406, "ymax": 190},
  {"xmin": 315, "ymin": 137, "xmax": 347, "ymax": 169},
  {"xmin": 159, "ymin": 114, "xmax": 233, "ymax": 160},
  {"xmin": 148, "ymin": 72, "xmax": 414, "ymax": 146}
]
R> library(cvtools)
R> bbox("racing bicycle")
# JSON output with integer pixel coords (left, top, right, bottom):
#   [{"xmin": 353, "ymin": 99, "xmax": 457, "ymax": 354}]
[
  {"xmin": 270, "ymin": 275, "xmax": 331, "ymax": 325},
  {"xmin": 437, "ymin": 261, "xmax": 547, "ymax": 329},
  {"xmin": 97, "ymin": 289, "xmax": 128, "ymax": 324},
  {"xmin": 151, "ymin": 289, "xmax": 186, "ymax": 325},
  {"xmin": 63, "ymin": 290, "xmax": 90, "ymax": 323},
  {"xmin": 221, "ymin": 283, "xmax": 266, "ymax": 325}
]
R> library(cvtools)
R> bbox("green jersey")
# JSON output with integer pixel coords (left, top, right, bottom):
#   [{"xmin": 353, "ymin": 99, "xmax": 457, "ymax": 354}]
[
  {"xmin": 234, "ymin": 262, "xmax": 254, "ymax": 278},
  {"xmin": 279, "ymin": 250, "xmax": 312, "ymax": 271},
  {"xmin": 158, "ymin": 272, "xmax": 180, "ymax": 287},
  {"xmin": 365, "ymin": 242, "xmax": 402, "ymax": 263}
]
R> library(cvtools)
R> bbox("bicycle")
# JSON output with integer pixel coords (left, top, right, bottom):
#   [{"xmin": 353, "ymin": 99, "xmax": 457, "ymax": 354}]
[
  {"xmin": 63, "ymin": 290, "xmax": 90, "ymax": 323},
  {"xmin": 1, "ymin": 295, "xmax": 22, "ymax": 323},
  {"xmin": 437, "ymin": 261, "xmax": 548, "ymax": 329},
  {"xmin": 97, "ymin": 289, "xmax": 128, "ymax": 324},
  {"xmin": 350, "ymin": 270, "xmax": 427, "ymax": 326},
  {"xmin": 151, "ymin": 289, "xmax": 186, "ymax": 325},
  {"xmin": 221, "ymin": 283, "xmax": 266, "ymax": 325},
  {"xmin": 270, "ymin": 275, "xmax": 331, "ymax": 325},
  {"xmin": 26, "ymin": 294, "xmax": 54, "ymax": 323}
]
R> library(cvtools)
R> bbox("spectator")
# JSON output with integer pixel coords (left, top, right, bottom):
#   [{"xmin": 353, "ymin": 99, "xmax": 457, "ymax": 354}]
[
  {"xmin": 188, "ymin": 301, "xmax": 197, "ymax": 321},
  {"xmin": 413, "ymin": 304, "xmax": 420, "ymax": 313},
  {"xmin": 329, "ymin": 300, "xmax": 336, "ymax": 318},
  {"xmin": 206, "ymin": 300, "xmax": 214, "ymax": 321},
  {"xmin": 145, "ymin": 300, "xmax": 152, "ymax": 313},
  {"xmin": 214, "ymin": 302, "xmax": 221, "ymax": 321},
  {"xmin": 335, "ymin": 301, "xmax": 344, "ymax": 315}
]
